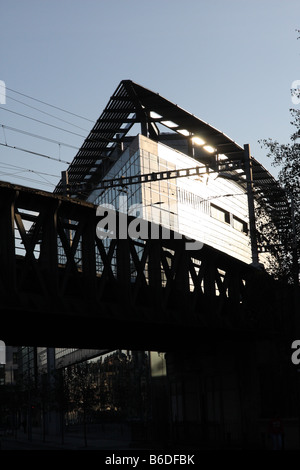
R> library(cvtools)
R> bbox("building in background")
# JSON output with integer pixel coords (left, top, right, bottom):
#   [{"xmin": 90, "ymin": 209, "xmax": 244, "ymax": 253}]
[
  {"xmin": 0, "ymin": 346, "xmax": 18, "ymax": 385},
  {"xmin": 14, "ymin": 80, "xmax": 293, "ymax": 448},
  {"xmin": 55, "ymin": 80, "xmax": 281, "ymax": 270}
]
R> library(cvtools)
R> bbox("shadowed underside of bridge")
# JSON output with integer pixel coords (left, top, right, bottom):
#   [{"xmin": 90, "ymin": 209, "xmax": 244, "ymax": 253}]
[{"xmin": 0, "ymin": 183, "xmax": 294, "ymax": 350}]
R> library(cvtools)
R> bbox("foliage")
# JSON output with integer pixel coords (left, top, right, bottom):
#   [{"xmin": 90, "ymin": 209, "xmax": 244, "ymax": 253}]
[
  {"xmin": 258, "ymin": 31, "xmax": 300, "ymax": 284},
  {"xmin": 61, "ymin": 351, "xmax": 150, "ymax": 446},
  {"xmin": 65, "ymin": 362, "xmax": 99, "ymax": 415}
]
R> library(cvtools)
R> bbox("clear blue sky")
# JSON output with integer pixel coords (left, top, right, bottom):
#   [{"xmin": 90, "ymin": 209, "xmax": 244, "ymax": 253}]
[{"xmin": 0, "ymin": 0, "xmax": 299, "ymax": 191}]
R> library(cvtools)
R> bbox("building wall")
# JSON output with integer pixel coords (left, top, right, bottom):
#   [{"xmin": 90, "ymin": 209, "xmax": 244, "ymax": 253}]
[
  {"xmin": 89, "ymin": 134, "xmax": 272, "ymax": 267},
  {"xmin": 145, "ymin": 135, "xmax": 252, "ymax": 264},
  {"xmin": 37, "ymin": 347, "xmax": 112, "ymax": 372},
  {"xmin": 4, "ymin": 346, "xmax": 18, "ymax": 385}
]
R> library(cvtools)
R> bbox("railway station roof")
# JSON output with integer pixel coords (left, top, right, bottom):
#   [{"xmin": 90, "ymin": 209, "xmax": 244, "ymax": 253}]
[{"xmin": 54, "ymin": 80, "xmax": 289, "ymax": 225}]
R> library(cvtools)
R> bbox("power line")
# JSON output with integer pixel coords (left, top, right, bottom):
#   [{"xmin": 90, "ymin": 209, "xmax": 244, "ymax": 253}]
[
  {"xmin": 1, "ymin": 92, "xmax": 90, "ymax": 132},
  {"xmin": 0, "ymin": 142, "xmax": 71, "ymax": 165},
  {"xmin": 0, "ymin": 160, "xmax": 59, "ymax": 188},
  {"xmin": 0, "ymin": 108, "xmax": 87, "ymax": 139},
  {"xmin": 0, "ymin": 170, "xmax": 56, "ymax": 188},
  {"xmin": 5, "ymin": 86, "xmax": 95, "ymax": 123},
  {"xmin": 1, "ymin": 124, "xmax": 79, "ymax": 150},
  {"xmin": 0, "ymin": 161, "xmax": 59, "ymax": 178}
]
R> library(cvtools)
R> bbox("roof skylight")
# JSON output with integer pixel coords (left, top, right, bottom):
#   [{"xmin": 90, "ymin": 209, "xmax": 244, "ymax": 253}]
[{"xmin": 161, "ymin": 120, "xmax": 178, "ymax": 128}]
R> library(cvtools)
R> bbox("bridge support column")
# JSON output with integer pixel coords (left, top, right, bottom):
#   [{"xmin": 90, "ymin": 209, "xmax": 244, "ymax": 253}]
[
  {"xmin": 0, "ymin": 191, "xmax": 17, "ymax": 296},
  {"xmin": 39, "ymin": 200, "xmax": 59, "ymax": 298},
  {"xmin": 116, "ymin": 238, "xmax": 131, "ymax": 305}
]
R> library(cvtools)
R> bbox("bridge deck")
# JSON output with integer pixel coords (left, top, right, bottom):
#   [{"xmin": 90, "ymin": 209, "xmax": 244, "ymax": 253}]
[{"xmin": 0, "ymin": 182, "xmax": 294, "ymax": 349}]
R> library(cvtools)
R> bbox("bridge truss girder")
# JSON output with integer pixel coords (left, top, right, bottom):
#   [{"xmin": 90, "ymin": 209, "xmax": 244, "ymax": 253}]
[{"xmin": 0, "ymin": 183, "xmax": 293, "ymax": 350}]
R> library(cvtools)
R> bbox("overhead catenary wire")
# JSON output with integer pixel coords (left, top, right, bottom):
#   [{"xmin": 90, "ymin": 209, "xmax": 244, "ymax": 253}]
[
  {"xmin": 4, "ymin": 86, "xmax": 95, "ymax": 123},
  {"xmin": 0, "ymin": 86, "xmax": 94, "ymax": 188},
  {"xmin": 0, "ymin": 158, "xmax": 60, "ymax": 188},
  {"xmin": 0, "ymin": 108, "xmax": 87, "ymax": 139},
  {"xmin": 0, "ymin": 170, "xmax": 57, "ymax": 188},
  {"xmin": 0, "ymin": 161, "xmax": 59, "ymax": 179},
  {"xmin": 0, "ymin": 92, "xmax": 90, "ymax": 132},
  {"xmin": 1, "ymin": 124, "xmax": 79, "ymax": 150},
  {"xmin": 0, "ymin": 142, "xmax": 71, "ymax": 165},
  {"xmin": 0, "ymin": 159, "xmax": 60, "ymax": 187}
]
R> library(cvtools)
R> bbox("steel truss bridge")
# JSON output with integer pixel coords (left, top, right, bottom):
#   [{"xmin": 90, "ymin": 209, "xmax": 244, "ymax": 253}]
[{"xmin": 0, "ymin": 182, "xmax": 294, "ymax": 350}]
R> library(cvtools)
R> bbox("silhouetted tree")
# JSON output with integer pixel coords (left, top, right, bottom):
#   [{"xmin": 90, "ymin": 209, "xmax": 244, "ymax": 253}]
[
  {"xmin": 259, "ymin": 29, "xmax": 300, "ymax": 285},
  {"xmin": 64, "ymin": 362, "xmax": 99, "ymax": 447}
]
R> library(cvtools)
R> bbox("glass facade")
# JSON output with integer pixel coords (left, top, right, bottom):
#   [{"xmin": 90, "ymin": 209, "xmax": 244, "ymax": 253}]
[
  {"xmin": 89, "ymin": 134, "xmax": 252, "ymax": 265},
  {"xmin": 140, "ymin": 149, "xmax": 178, "ymax": 232},
  {"xmin": 18, "ymin": 346, "xmax": 37, "ymax": 384},
  {"xmin": 93, "ymin": 145, "xmax": 142, "ymax": 210}
]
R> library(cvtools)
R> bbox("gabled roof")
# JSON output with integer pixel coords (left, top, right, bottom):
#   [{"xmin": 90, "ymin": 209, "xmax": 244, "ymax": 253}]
[
  {"xmin": 53, "ymin": 80, "xmax": 252, "ymax": 190},
  {"xmin": 53, "ymin": 80, "xmax": 289, "ymax": 229}
]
